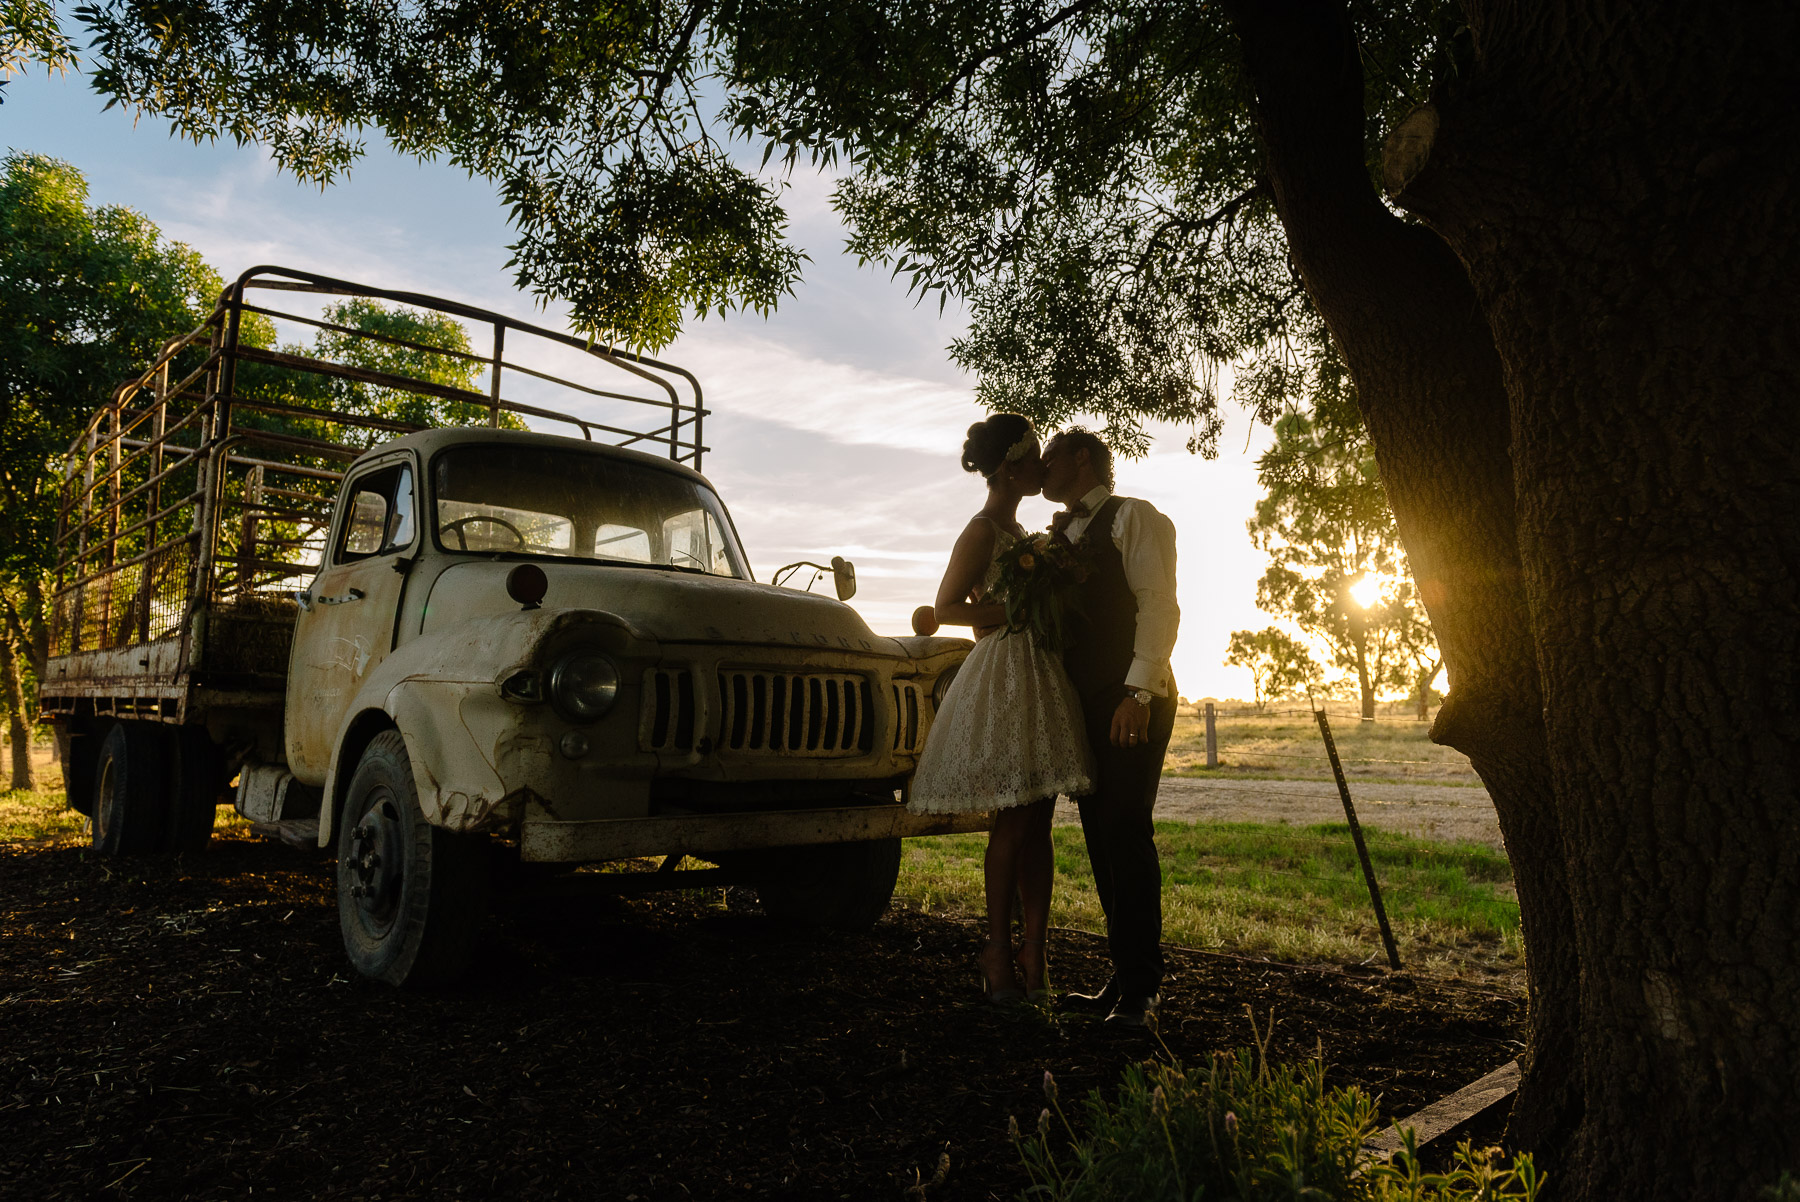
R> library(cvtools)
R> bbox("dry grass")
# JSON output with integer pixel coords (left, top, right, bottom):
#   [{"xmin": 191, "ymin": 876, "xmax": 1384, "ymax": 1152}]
[{"xmin": 1165, "ymin": 703, "xmax": 1482, "ymax": 784}]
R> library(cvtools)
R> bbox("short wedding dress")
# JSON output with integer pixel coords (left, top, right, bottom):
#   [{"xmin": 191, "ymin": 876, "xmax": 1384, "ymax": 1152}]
[{"xmin": 908, "ymin": 523, "xmax": 1095, "ymax": 814}]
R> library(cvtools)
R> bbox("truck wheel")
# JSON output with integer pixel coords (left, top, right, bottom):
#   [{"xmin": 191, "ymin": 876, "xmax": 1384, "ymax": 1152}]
[
  {"xmin": 164, "ymin": 728, "xmax": 224, "ymax": 853},
  {"xmin": 91, "ymin": 722, "xmax": 171, "ymax": 856},
  {"xmin": 752, "ymin": 837, "xmax": 902, "ymax": 931},
  {"xmin": 336, "ymin": 730, "xmax": 488, "ymax": 987},
  {"xmin": 59, "ymin": 727, "xmax": 99, "ymax": 818}
]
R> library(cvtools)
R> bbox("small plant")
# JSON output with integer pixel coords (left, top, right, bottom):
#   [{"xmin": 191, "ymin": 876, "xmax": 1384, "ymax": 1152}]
[{"xmin": 1013, "ymin": 1015, "xmax": 1539, "ymax": 1201}]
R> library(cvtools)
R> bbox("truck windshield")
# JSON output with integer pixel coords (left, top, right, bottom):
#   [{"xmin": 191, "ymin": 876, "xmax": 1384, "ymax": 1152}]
[{"xmin": 431, "ymin": 445, "xmax": 749, "ymax": 578}]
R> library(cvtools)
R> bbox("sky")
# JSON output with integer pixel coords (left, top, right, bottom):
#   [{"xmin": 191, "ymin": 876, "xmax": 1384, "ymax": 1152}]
[{"xmin": 8, "ymin": 65, "xmax": 1279, "ymax": 700}]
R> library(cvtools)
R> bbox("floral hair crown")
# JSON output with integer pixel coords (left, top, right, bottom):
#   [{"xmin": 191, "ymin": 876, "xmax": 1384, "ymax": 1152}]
[{"xmin": 989, "ymin": 430, "xmax": 1039, "ymax": 477}]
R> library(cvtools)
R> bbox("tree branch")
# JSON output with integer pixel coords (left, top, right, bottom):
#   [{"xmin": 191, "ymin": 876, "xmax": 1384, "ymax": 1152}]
[{"xmin": 902, "ymin": 0, "xmax": 1106, "ymax": 133}]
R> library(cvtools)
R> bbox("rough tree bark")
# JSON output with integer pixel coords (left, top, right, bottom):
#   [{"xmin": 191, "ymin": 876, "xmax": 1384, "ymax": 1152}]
[
  {"xmin": 1225, "ymin": 0, "xmax": 1582, "ymax": 1171},
  {"xmin": 1, "ymin": 637, "xmax": 34, "ymax": 791},
  {"xmin": 1386, "ymin": 3, "xmax": 1800, "ymax": 1196}
]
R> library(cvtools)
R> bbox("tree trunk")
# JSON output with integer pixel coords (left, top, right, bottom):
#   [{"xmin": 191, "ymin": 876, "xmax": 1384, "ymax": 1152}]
[
  {"xmin": 1225, "ymin": 0, "xmax": 1583, "ymax": 1171},
  {"xmin": 1383, "ymin": 3, "xmax": 1800, "ymax": 1195},
  {"xmin": 1, "ymin": 637, "xmax": 34, "ymax": 791}
]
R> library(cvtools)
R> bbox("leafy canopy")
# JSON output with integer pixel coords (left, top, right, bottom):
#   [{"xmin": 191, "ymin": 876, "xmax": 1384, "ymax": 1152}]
[
  {"xmin": 70, "ymin": 0, "xmax": 1462, "ymax": 450},
  {"xmin": 0, "ymin": 152, "xmax": 224, "ymax": 587}
]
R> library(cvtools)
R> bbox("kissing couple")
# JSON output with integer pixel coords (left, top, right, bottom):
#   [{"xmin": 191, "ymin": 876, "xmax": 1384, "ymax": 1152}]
[{"xmin": 907, "ymin": 414, "xmax": 1180, "ymax": 1028}]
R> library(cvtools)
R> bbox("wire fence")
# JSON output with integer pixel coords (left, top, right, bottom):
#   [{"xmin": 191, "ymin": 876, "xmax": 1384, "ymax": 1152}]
[{"xmin": 1154, "ymin": 703, "xmax": 1516, "ymax": 967}]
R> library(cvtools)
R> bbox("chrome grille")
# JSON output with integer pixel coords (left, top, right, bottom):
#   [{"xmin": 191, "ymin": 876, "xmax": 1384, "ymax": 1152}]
[
  {"xmin": 892, "ymin": 682, "xmax": 922, "ymax": 753},
  {"xmin": 717, "ymin": 671, "xmax": 873, "ymax": 757},
  {"xmin": 641, "ymin": 667, "xmax": 696, "ymax": 752}
]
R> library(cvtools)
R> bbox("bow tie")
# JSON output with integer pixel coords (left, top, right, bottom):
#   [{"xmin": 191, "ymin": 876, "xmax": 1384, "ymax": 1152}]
[{"xmin": 1065, "ymin": 501, "xmax": 1091, "ymax": 518}]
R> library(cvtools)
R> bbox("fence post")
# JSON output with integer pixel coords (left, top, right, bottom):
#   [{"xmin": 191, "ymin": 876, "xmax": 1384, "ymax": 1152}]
[
  {"xmin": 1314, "ymin": 707, "xmax": 1402, "ymax": 970},
  {"xmin": 1204, "ymin": 701, "xmax": 1218, "ymax": 768}
]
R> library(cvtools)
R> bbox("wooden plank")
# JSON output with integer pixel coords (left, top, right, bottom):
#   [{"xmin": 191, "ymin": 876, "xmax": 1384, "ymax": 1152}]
[{"xmin": 1363, "ymin": 1059, "xmax": 1521, "ymax": 1159}]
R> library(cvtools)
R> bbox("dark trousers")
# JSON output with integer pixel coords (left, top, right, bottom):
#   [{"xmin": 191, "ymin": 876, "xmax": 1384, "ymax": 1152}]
[{"xmin": 1072, "ymin": 685, "xmax": 1175, "ymax": 997}]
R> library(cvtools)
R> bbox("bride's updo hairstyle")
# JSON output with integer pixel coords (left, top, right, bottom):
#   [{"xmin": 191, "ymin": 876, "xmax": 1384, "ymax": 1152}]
[{"xmin": 961, "ymin": 413, "xmax": 1037, "ymax": 481}]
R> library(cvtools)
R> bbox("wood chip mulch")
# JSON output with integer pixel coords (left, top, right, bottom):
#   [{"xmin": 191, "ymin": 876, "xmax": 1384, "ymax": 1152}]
[{"xmin": 0, "ymin": 833, "xmax": 1524, "ymax": 1200}]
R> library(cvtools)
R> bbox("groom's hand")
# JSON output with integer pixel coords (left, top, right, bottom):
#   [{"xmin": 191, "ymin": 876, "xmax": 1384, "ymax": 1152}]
[{"xmin": 1110, "ymin": 695, "xmax": 1151, "ymax": 748}]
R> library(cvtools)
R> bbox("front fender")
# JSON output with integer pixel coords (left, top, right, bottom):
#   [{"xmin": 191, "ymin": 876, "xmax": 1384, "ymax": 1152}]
[{"xmin": 317, "ymin": 607, "xmax": 652, "ymax": 845}]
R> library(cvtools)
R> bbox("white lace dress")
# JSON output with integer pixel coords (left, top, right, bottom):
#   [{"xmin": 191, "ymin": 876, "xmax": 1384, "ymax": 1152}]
[{"xmin": 908, "ymin": 527, "xmax": 1095, "ymax": 814}]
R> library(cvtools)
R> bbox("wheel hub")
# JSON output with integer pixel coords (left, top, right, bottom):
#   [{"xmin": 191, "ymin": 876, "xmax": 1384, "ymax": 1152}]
[{"xmin": 345, "ymin": 797, "xmax": 404, "ymax": 930}]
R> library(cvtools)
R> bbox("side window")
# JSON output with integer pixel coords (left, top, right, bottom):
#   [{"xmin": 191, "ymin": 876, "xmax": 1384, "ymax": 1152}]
[{"xmin": 336, "ymin": 464, "xmax": 415, "ymax": 563}]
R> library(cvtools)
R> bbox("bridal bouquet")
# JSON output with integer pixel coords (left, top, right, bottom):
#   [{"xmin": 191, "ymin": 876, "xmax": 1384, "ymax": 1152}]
[{"xmin": 990, "ymin": 533, "xmax": 1089, "ymax": 651}]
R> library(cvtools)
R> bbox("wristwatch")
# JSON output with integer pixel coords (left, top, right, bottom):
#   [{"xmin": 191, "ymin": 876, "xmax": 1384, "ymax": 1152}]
[{"xmin": 1127, "ymin": 688, "xmax": 1155, "ymax": 707}]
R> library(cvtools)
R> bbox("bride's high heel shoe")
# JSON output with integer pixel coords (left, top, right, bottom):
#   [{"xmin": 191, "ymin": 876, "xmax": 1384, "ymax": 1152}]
[
  {"xmin": 1015, "ymin": 936, "xmax": 1050, "ymax": 1002},
  {"xmin": 980, "ymin": 938, "xmax": 1025, "ymax": 1005}
]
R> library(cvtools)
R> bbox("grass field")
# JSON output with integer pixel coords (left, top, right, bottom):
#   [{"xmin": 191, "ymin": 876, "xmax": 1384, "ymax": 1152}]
[
  {"xmin": 896, "ymin": 821, "xmax": 1521, "ymax": 982},
  {"xmin": 1164, "ymin": 703, "xmax": 1483, "ymax": 785}
]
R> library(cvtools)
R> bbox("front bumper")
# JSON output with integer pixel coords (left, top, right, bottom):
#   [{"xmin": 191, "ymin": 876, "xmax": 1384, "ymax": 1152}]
[{"xmin": 519, "ymin": 802, "xmax": 991, "ymax": 862}]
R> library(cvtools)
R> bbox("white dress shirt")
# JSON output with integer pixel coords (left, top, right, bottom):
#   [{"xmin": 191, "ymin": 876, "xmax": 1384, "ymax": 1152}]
[{"xmin": 1063, "ymin": 485, "xmax": 1180, "ymax": 696}]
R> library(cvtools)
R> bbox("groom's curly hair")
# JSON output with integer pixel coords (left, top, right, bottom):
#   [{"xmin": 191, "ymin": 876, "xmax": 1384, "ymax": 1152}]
[{"xmin": 1054, "ymin": 426, "xmax": 1115, "ymax": 488}]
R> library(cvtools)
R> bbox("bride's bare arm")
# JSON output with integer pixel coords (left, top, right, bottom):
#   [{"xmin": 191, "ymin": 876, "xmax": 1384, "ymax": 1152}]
[{"xmin": 933, "ymin": 519, "xmax": 1005, "ymax": 632}]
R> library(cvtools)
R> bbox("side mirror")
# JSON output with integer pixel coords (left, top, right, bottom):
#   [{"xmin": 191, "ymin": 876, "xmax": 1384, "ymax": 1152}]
[{"xmin": 831, "ymin": 555, "xmax": 857, "ymax": 601}]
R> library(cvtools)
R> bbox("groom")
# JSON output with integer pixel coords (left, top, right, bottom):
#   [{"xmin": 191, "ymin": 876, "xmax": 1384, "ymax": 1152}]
[{"xmin": 1041, "ymin": 428, "xmax": 1180, "ymax": 1028}]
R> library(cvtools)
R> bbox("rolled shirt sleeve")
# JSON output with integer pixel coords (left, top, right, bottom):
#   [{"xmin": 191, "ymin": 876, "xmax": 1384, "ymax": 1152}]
[{"xmin": 1113, "ymin": 499, "xmax": 1180, "ymax": 695}]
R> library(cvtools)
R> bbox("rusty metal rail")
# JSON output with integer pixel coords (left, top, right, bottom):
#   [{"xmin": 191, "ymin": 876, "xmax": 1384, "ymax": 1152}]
[{"xmin": 43, "ymin": 266, "xmax": 710, "ymax": 711}]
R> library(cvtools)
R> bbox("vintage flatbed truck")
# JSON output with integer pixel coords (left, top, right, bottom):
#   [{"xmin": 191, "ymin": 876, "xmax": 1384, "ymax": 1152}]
[{"xmin": 40, "ymin": 266, "xmax": 978, "ymax": 986}]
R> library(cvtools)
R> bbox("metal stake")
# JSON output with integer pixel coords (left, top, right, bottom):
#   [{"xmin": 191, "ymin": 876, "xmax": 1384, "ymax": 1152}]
[{"xmin": 1314, "ymin": 708, "xmax": 1401, "ymax": 969}]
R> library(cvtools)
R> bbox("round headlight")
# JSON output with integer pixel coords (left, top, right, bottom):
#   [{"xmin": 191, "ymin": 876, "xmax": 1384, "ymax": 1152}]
[{"xmin": 550, "ymin": 649, "xmax": 620, "ymax": 722}]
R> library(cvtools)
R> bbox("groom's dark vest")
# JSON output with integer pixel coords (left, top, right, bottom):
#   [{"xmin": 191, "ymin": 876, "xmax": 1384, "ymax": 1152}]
[{"xmin": 1062, "ymin": 495, "xmax": 1139, "ymax": 704}]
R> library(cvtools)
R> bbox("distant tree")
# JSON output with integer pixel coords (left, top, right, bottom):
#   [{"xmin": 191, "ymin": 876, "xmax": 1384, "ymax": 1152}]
[
  {"xmin": 1223, "ymin": 627, "xmax": 1319, "ymax": 711},
  {"xmin": 1247, "ymin": 397, "xmax": 1430, "ymax": 719},
  {"xmin": 1390, "ymin": 577, "xmax": 1443, "ymax": 721},
  {"xmin": 0, "ymin": 152, "xmax": 225, "ymax": 788}
]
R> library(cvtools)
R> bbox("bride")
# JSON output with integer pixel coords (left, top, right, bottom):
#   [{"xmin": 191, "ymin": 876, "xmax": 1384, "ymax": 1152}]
[{"xmin": 908, "ymin": 413, "xmax": 1094, "ymax": 1003}]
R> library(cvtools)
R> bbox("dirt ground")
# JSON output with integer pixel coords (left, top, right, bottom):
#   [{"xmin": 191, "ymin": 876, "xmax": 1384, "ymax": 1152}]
[
  {"xmin": 0, "ymin": 830, "xmax": 1524, "ymax": 1201},
  {"xmin": 1128, "ymin": 777, "xmax": 1502, "ymax": 849}
]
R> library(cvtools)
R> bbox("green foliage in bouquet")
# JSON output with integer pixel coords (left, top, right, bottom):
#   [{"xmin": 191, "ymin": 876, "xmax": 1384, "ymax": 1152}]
[
  {"xmin": 1013, "ymin": 1024, "xmax": 1541, "ymax": 1202},
  {"xmin": 990, "ymin": 532, "xmax": 1088, "ymax": 652}
]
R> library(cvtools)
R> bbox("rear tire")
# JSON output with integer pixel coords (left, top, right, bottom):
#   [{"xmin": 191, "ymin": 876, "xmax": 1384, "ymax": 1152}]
[
  {"xmin": 91, "ymin": 722, "xmax": 170, "ymax": 856},
  {"xmin": 336, "ymin": 730, "xmax": 487, "ymax": 987},
  {"xmin": 164, "ymin": 728, "xmax": 224, "ymax": 853},
  {"xmin": 751, "ymin": 837, "xmax": 902, "ymax": 931}
]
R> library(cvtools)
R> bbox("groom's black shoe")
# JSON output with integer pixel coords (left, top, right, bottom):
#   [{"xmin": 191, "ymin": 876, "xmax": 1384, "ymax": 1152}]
[
  {"xmin": 1104, "ymin": 993, "xmax": 1161, "ymax": 1030},
  {"xmin": 1062, "ymin": 976, "xmax": 1120, "ymax": 1014}
]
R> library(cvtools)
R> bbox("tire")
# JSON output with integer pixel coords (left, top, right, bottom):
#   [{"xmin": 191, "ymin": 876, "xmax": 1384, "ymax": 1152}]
[
  {"xmin": 336, "ymin": 730, "xmax": 488, "ymax": 987},
  {"xmin": 60, "ymin": 728, "xmax": 98, "ymax": 818},
  {"xmin": 90, "ymin": 721, "xmax": 171, "ymax": 856},
  {"xmin": 164, "ymin": 728, "xmax": 225, "ymax": 853},
  {"xmin": 751, "ymin": 837, "xmax": 902, "ymax": 931}
]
